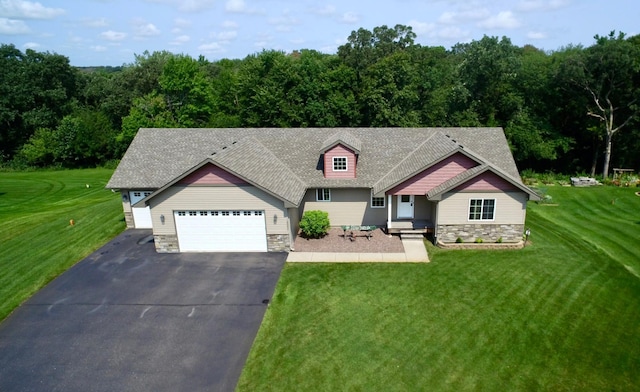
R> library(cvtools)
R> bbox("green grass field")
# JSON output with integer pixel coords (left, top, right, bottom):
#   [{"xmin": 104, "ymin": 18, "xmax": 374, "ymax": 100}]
[
  {"xmin": 238, "ymin": 186, "xmax": 640, "ymax": 391},
  {"xmin": 0, "ymin": 169, "xmax": 125, "ymax": 320}
]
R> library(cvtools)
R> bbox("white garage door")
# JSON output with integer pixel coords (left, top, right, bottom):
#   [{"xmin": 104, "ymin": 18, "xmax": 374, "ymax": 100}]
[
  {"xmin": 130, "ymin": 191, "xmax": 153, "ymax": 228},
  {"xmin": 174, "ymin": 210, "xmax": 268, "ymax": 252}
]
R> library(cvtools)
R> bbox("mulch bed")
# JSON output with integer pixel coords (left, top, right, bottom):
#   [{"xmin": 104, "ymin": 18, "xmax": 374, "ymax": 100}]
[{"xmin": 292, "ymin": 228, "xmax": 405, "ymax": 253}]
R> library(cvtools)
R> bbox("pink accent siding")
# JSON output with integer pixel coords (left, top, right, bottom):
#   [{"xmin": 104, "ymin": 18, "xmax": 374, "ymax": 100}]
[
  {"xmin": 455, "ymin": 171, "xmax": 518, "ymax": 192},
  {"xmin": 324, "ymin": 144, "xmax": 357, "ymax": 178},
  {"xmin": 178, "ymin": 164, "xmax": 248, "ymax": 185},
  {"xmin": 388, "ymin": 153, "xmax": 478, "ymax": 195}
]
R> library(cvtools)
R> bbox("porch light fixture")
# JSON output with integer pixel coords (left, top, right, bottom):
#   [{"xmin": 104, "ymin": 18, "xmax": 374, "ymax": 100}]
[
  {"xmin": 122, "ymin": 194, "xmax": 128, "ymax": 202},
  {"xmin": 273, "ymin": 214, "xmax": 278, "ymax": 224},
  {"xmin": 160, "ymin": 214, "xmax": 165, "ymax": 224}
]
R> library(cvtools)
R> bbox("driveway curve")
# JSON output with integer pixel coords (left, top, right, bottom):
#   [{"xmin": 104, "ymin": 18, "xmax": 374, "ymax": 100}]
[{"xmin": 0, "ymin": 230, "xmax": 286, "ymax": 392}]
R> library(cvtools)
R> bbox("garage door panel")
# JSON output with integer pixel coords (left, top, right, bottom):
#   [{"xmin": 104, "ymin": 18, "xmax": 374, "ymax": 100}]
[
  {"xmin": 175, "ymin": 211, "xmax": 267, "ymax": 252},
  {"xmin": 130, "ymin": 191, "xmax": 153, "ymax": 229}
]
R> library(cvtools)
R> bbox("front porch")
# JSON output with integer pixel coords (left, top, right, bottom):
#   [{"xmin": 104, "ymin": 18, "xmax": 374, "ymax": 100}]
[
  {"xmin": 387, "ymin": 219, "xmax": 434, "ymax": 234},
  {"xmin": 385, "ymin": 194, "xmax": 435, "ymax": 235}
]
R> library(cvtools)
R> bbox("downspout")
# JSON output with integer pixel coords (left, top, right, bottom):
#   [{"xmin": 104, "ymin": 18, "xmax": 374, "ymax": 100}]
[
  {"xmin": 433, "ymin": 201, "xmax": 439, "ymax": 245},
  {"xmin": 387, "ymin": 194, "xmax": 392, "ymax": 231}
]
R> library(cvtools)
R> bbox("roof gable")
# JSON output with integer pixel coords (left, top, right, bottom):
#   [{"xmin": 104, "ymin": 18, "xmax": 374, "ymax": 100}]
[{"xmin": 319, "ymin": 131, "xmax": 362, "ymax": 154}]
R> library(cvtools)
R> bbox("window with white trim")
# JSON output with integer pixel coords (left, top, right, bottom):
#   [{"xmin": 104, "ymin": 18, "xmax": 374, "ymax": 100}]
[
  {"xmin": 316, "ymin": 188, "xmax": 331, "ymax": 201},
  {"xmin": 332, "ymin": 157, "xmax": 347, "ymax": 171},
  {"xmin": 371, "ymin": 191, "xmax": 385, "ymax": 208},
  {"xmin": 469, "ymin": 199, "xmax": 496, "ymax": 220}
]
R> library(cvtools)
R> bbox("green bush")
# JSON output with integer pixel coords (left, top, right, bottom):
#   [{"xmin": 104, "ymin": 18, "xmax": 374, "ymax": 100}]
[
  {"xmin": 474, "ymin": 238, "xmax": 484, "ymax": 244},
  {"xmin": 455, "ymin": 237, "xmax": 464, "ymax": 243},
  {"xmin": 299, "ymin": 210, "xmax": 330, "ymax": 238},
  {"xmin": 496, "ymin": 237, "xmax": 503, "ymax": 243}
]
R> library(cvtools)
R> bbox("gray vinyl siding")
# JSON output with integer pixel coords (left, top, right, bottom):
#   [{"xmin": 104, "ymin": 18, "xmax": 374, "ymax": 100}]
[
  {"xmin": 438, "ymin": 191, "xmax": 527, "ymax": 225},
  {"xmin": 389, "ymin": 195, "xmax": 434, "ymax": 221},
  {"xmin": 300, "ymin": 188, "xmax": 387, "ymax": 227},
  {"xmin": 149, "ymin": 185, "xmax": 288, "ymax": 235}
]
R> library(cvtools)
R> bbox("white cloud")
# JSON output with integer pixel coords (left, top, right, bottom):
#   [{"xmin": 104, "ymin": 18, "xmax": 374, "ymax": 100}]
[
  {"xmin": 0, "ymin": 17, "xmax": 28, "ymax": 33},
  {"xmin": 100, "ymin": 30, "xmax": 127, "ymax": 41},
  {"xmin": 82, "ymin": 17, "xmax": 108, "ymax": 28},
  {"xmin": 143, "ymin": 0, "xmax": 213, "ymax": 12},
  {"xmin": 408, "ymin": 20, "xmax": 436, "ymax": 35},
  {"xmin": 269, "ymin": 10, "xmax": 300, "ymax": 32},
  {"xmin": 527, "ymin": 31, "xmax": 547, "ymax": 39},
  {"xmin": 198, "ymin": 42, "xmax": 224, "ymax": 53},
  {"xmin": 221, "ymin": 20, "xmax": 237, "ymax": 29},
  {"xmin": 22, "ymin": 41, "xmax": 38, "ymax": 49},
  {"xmin": 210, "ymin": 30, "xmax": 237, "ymax": 41},
  {"xmin": 518, "ymin": 0, "xmax": 570, "ymax": 12},
  {"xmin": 90, "ymin": 45, "xmax": 107, "ymax": 52},
  {"xmin": 169, "ymin": 35, "xmax": 190, "ymax": 45},
  {"xmin": 438, "ymin": 8, "xmax": 490, "ymax": 24},
  {"xmin": 174, "ymin": 18, "xmax": 191, "ymax": 28},
  {"xmin": 290, "ymin": 38, "xmax": 304, "ymax": 45},
  {"xmin": 433, "ymin": 26, "xmax": 471, "ymax": 41},
  {"xmin": 311, "ymin": 5, "xmax": 336, "ymax": 16},
  {"xmin": 178, "ymin": 0, "xmax": 214, "ymax": 12},
  {"xmin": 225, "ymin": 0, "xmax": 262, "ymax": 14},
  {"xmin": 478, "ymin": 11, "xmax": 521, "ymax": 29},
  {"xmin": 340, "ymin": 12, "xmax": 359, "ymax": 24},
  {"xmin": 132, "ymin": 19, "xmax": 161, "ymax": 37},
  {"xmin": 0, "ymin": 0, "xmax": 64, "ymax": 19}
]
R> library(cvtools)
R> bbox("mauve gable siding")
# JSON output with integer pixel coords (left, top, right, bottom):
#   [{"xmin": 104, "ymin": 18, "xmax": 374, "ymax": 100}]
[
  {"xmin": 388, "ymin": 153, "xmax": 477, "ymax": 195},
  {"xmin": 454, "ymin": 171, "xmax": 519, "ymax": 192},
  {"xmin": 178, "ymin": 164, "xmax": 248, "ymax": 185},
  {"xmin": 324, "ymin": 144, "xmax": 357, "ymax": 179}
]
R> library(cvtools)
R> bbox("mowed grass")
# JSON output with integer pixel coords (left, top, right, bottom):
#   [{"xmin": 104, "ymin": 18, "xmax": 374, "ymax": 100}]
[
  {"xmin": 0, "ymin": 169, "xmax": 125, "ymax": 320},
  {"xmin": 238, "ymin": 186, "xmax": 640, "ymax": 391}
]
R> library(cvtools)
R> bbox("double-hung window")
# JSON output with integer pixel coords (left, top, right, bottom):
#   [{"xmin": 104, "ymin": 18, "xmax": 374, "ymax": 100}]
[
  {"xmin": 332, "ymin": 157, "xmax": 347, "ymax": 171},
  {"xmin": 469, "ymin": 199, "xmax": 496, "ymax": 220},
  {"xmin": 371, "ymin": 191, "xmax": 385, "ymax": 208},
  {"xmin": 316, "ymin": 188, "xmax": 331, "ymax": 201}
]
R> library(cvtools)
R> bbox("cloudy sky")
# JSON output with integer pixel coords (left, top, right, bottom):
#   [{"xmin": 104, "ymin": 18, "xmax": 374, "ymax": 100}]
[{"xmin": 0, "ymin": 0, "xmax": 637, "ymax": 66}]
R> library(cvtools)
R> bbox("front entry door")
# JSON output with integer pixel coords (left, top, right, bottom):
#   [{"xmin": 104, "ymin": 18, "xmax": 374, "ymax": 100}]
[{"xmin": 397, "ymin": 195, "xmax": 414, "ymax": 219}]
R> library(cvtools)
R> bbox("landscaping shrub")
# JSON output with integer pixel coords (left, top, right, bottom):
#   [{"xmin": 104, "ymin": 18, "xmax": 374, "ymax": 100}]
[
  {"xmin": 474, "ymin": 238, "xmax": 484, "ymax": 243},
  {"xmin": 299, "ymin": 210, "xmax": 330, "ymax": 238},
  {"xmin": 455, "ymin": 237, "xmax": 463, "ymax": 243}
]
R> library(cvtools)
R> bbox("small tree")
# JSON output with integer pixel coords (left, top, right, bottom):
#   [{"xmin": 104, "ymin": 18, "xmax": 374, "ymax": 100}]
[{"xmin": 299, "ymin": 210, "xmax": 330, "ymax": 238}]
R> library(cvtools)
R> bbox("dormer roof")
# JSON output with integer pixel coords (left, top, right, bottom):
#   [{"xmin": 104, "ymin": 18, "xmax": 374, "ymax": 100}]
[{"xmin": 319, "ymin": 131, "xmax": 361, "ymax": 154}]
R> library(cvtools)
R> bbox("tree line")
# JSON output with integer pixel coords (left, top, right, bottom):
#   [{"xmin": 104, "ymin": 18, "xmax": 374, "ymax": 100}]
[{"xmin": 1, "ymin": 25, "xmax": 638, "ymax": 177}]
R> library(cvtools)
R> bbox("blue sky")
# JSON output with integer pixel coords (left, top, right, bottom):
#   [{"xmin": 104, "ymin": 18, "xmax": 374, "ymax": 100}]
[{"xmin": 0, "ymin": 0, "xmax": 638, "ymax": 66}]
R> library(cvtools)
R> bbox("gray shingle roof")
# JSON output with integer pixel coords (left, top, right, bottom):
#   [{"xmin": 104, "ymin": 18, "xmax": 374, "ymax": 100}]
[{"xmin": 107, "ymin": 127, "xmax": 532, "ymax": 205}]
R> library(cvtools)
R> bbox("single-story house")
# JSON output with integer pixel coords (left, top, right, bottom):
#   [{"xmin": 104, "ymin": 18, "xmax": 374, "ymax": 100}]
[{"xmin": 106, "ymin": 128, "xmax": 540, "ymax": 252}]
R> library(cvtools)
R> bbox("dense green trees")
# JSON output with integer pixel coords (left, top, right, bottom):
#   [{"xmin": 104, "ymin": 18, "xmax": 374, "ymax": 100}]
[{"xmin": 1, "ymin": 26, "xmax": 639, "ymax": 175}]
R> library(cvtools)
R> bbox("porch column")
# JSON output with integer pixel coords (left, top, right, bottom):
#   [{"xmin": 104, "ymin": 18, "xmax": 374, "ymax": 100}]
[{"xmin": 387, "ymin": 194, "xmax": 392, "ymax": 227}]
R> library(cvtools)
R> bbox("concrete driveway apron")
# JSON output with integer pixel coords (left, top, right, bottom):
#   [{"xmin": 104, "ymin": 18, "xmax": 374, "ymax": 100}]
[{"xmin": 0, "ymin": 230, "xmax": 286, "ymax": 392}]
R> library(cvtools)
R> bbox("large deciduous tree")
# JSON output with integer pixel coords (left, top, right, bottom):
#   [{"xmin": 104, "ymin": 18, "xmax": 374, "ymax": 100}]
[{"xmin": 565, "ymin": 32, "xmax": 640, "ymax": 177}]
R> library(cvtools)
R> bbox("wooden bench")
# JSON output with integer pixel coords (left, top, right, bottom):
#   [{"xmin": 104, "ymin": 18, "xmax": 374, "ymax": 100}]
[{"xmin": 341, "ymin": 225, "xmax": 377, "ymax": 241}]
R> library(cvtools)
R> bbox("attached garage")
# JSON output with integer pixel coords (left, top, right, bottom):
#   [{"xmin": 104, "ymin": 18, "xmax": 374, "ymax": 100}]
[
  {"xmin": 174, "ymin": 210, "xmax": 268, "ymax": 252},
  {"xmin": 130, "ymin": 191, "xmax": 153, "ymax": 228}
]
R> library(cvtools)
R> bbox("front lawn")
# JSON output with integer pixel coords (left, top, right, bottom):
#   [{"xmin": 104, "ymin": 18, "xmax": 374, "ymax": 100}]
[
  {"xmin": 0, "ymin": 169, "xmax": 125, "ymax": 320},
  {"xmin": 238, "ymin": 186, "xmax": 640, "ymax": 391}
]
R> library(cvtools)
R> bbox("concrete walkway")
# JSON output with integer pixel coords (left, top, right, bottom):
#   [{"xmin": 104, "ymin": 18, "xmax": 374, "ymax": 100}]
[{"xmin": 286, "ymin": 238, "xmax": 429, "ymax": 263}]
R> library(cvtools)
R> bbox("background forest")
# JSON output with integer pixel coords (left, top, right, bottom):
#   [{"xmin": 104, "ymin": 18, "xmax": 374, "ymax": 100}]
[{"xmin": 1, "ymin": 25, "xmax": 638, "ymax": 177}]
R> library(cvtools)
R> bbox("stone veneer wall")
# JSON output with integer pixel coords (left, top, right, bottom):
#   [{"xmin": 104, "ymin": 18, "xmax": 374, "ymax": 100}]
[
  {"xmin": 437, "ymin": 224, "xmax": 524, "ymax": 243},
  {"xmin": 153, "ymin": 234, "xmax": 289, "ymax": 253},
  {"xmin": 154, "ymin": 234, "xmax": 180, "ymax": 253},
  {"xmin": 124, "ymin": 211, "xmax": 134, "ymax": 228},
  {"xmin": 267, "ymin": 234, "xmax": 290, "ymax": 252}
]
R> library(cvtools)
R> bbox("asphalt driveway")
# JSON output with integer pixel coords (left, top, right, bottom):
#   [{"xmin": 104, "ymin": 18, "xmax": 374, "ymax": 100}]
[{"xmin": 0, "ymin": 230, "xmax": 286, "ymax": 392}]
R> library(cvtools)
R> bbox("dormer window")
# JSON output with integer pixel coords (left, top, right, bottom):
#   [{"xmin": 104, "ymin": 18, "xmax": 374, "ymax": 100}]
[{"xmin": 333, "ymin": 157, "xmax": 347, "ymax": 171}]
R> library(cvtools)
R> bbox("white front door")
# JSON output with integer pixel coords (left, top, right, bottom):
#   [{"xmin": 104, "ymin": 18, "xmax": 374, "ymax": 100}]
[{"xmin": 397, "ymin": 195, "xmax": 414, "ymax": 219}]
